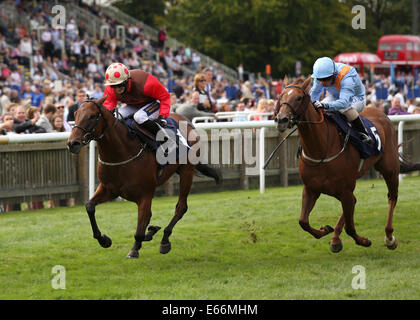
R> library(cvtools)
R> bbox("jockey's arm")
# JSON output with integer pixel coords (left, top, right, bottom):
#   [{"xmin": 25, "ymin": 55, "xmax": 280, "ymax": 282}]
[
  {"xmin": 328, "ymin": 77, "xmax": 355, "ymax": 111},
  {"xmin": 103, "ymin": 85, "xmax": 118, "ymax": 111},
  {"xmin": 144, "ymin": 74, "xmax": 170, "ymax": 118},
  {"xmin": 309, "ymin": 79, "xmax": 323, "ymax": 101}
]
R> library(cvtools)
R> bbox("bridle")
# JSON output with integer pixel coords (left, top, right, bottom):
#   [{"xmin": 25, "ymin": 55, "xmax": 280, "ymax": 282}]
[
  {"xmin": 274, "ymin": 85, "xmax": 324, "ymax": 126},
  {"xmin": 273, "ymin": 84, "xmax": 350, "ymax": 166},
  {"xmin": 72, "ymin": 99, "xmax": 109, "ymax": 145}
]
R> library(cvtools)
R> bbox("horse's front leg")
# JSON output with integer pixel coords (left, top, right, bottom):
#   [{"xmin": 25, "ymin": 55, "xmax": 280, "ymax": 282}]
[
  {"xmin": 127, "ymin": 196, "xmax": 154, "ymax": 259},
  {"xmin": 299, "ymin": 186, "xmax": 334, "ymax": 239},
  {"xmin": 330, "ymin": 214, "xmax": 345, "ymax": 253},
  {"xmin": 340, "ymin": 191, "xmax": 371, "ymax": 248},
  {"xmin": 86, "ymin": 183, "xmax": 116, "ymax": 248}
]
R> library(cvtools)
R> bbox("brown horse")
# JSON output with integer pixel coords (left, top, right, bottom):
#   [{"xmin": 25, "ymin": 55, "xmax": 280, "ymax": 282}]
[
  {"xmin": 274, "ymin": 76, "xmax": 420, "ymax": 253},
  {"xmin": 67, "ymin": 96, "xmax": 221, "ymax": 258}
]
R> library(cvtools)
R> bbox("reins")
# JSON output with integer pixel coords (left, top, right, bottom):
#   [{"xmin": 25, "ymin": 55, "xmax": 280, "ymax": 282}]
[
  {"xmin": 266, "ymin": 83, "xmax": 347, "ymax": 168},
  {"xmin": 72, "ymin": 99, "xmax": 146, "ymax": 166}
]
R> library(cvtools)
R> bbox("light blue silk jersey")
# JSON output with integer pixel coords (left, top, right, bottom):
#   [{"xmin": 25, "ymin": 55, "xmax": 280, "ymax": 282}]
[{"xmin": 310, "ymin": 62, "xmax": 365, "ymax": 111}]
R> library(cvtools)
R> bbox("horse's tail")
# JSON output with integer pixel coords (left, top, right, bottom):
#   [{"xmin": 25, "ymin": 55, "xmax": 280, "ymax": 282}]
[
  {"xmin": 399, "ymin": 147, "xmax": 420, "ymax": 173},
  {"xmin": 195, "ymin": 163, "xmax": 222, "ymax": 185}
]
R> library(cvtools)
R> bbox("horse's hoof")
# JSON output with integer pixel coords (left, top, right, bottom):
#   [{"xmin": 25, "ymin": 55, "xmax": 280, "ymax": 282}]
[
  {"xmin": 148, "ymin": 225, "xmax": 161, "ymax": 234},
  {"xmin": 330, "ymin": 241, "xmax": 343, "ymax": 253},
  {"xmin": 98, "ymin": 235, "xmax": 112, "ymax": 248},
  {"xmin": 160, "ymin": 242, "xmax": 171, "ymax": 254},
  {"xmin": 126, "ymin": 250, "xmax": 139, "ymax": 259},
  {"xmin": 361, "ymin": 238, "xmax": 372, "ymax": 247},
  {"xmin": 385, "ymin": 236, "xmax": 398, "ymax": 250},
  {"xmin": 322, "ymin": 225, "xmax": 334, "ymax": 234}
]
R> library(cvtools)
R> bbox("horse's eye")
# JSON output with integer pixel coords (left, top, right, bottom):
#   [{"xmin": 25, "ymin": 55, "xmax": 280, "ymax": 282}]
[
  {"xmin": 89, "ymin": 115, "xmax": 96, "ymax": 120},
  {"xmin": 297, "ymin": 96, "xmax": 302, "ymax": 101}
]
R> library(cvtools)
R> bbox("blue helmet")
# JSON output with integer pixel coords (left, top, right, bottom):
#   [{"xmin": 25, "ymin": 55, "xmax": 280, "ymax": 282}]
[{"xmin": 312, "ymin": 57, "xmax": 336, "ymax": 79}]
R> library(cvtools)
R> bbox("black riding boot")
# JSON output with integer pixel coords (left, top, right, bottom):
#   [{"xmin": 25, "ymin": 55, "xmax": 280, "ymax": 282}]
[
  {"xmin": 139, "ymin": 120, "xmax": 177, "ymax": 154},
  {"xmin": 139, "ymin": 120, "xmax": 160, "ymax": 138},
  {"xmin": 351, "ymin": 116, "xmax": 373, "ymax": 144}
]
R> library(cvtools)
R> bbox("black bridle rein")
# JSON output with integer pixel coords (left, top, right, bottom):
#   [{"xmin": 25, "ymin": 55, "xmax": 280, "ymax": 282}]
[
  {"xmin": 275, "ymin": 84, "xmax": 323, "ymax": 126},
  {"xmin": 72, "ymin": 99, "xmax": 109, "ymax": 145}
]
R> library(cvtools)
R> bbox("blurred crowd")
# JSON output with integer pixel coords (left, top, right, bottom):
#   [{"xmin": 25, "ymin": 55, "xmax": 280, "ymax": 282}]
[{"xmin": 1, "ymin": 1, "xmax": 420, "ymax": 212}]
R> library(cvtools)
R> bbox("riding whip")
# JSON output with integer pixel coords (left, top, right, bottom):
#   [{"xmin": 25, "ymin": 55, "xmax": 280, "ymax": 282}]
[{"xmin": 263, "ymin": 127, "xmax": 297, "ymax": 170}]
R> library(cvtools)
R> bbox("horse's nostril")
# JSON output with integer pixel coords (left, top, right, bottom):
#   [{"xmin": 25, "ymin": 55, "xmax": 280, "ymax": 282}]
[{"xmin": 68, "ymin": 140, "xmax": 82, "ymax": 154}]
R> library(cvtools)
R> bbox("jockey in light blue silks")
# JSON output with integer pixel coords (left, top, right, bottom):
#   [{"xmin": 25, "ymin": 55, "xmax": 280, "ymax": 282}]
[{"xmin": 310, "ymin": 57, "xmax": 372, "ymax": 144}]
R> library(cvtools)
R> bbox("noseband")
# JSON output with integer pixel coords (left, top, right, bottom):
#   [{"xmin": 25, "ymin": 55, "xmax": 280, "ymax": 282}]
[{"xmin": 72, "ymin": 99, "xmax": 108, "ymax": 145}]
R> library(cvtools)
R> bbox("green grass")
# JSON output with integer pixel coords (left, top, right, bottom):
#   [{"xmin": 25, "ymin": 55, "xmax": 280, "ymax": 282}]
[{"xmin": 1, "ymin": 176, "xmax": 420, "ymax": 300}]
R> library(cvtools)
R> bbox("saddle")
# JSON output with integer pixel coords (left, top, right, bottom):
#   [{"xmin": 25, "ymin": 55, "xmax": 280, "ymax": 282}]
[
  {"xmin": 325, "ymin": 111, "xmax": 383, "ymax": 159},
  {"xmin": 123, "ymin": 116, "xmax": 191, "ymax": 164}
]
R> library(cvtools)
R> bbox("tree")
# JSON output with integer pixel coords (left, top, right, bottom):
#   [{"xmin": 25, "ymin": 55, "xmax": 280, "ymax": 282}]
[
  {"xmin": 113, "ymin": 0, "xmax": 166, "ymax": 27},
  {"xmin": 164, "ymin": 0, "xmax": 371, "ymax": 77}
]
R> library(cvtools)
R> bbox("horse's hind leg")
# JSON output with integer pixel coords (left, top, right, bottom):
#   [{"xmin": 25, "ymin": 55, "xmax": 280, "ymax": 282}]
[
  {"xmin": 340, "ymin": 191, "xmax": 372, "ymax": 247},
  {"xmin": 127, "ymin": 196, "xmax": 154, "ymax": 259},
  {"xmin": 382, "ymin": 170, "xmax": 399, "ymax": 250},
  {"xmin": 86, "ymin": 183, "xmax": 116, "ymax": 248},
  {"xmin": 299, "ymin": 186, "xmax": 335, "ymax": 239},
  {"xmin": 160, "ymin": 165, "xmax": 194, "ymax": 254}
]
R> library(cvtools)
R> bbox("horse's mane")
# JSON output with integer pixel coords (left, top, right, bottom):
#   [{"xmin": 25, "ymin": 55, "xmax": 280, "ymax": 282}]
[{"xmin": 290, "ymin": 77, "xmax": 306, "ymax": 86}]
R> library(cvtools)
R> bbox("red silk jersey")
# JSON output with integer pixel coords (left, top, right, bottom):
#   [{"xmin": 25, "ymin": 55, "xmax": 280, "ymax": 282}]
[{"xmin": 103, "ymin": 69, "xmax": 170, "ymax": 118}]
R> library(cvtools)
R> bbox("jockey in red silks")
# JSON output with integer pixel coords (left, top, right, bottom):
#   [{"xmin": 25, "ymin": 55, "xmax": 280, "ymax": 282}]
[{"xmin": 103, "ymin": 62, "xmax": 171, "ymax": 142}]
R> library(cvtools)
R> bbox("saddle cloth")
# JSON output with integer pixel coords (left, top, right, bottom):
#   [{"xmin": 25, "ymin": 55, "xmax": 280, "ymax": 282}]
[
  {"xmin": 124, "ymin": 116, "xmax": 191, "ymax": 163},
  {"xmin": 326, "ymin": 111, "xmax": 383, "ymax": 159}
]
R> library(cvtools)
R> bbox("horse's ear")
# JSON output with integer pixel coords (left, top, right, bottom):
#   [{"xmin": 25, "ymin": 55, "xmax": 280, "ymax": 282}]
[
  {"xmin": 283, "ymin": 75, "xmax": 289, "ymax": 87},
  {"xmin": 302, "ymin": 75, "xmax": 312, "ymax": 93},
  {"xmin": 97, "ymin": 94, "xmax": 108, "ymax": 105}
]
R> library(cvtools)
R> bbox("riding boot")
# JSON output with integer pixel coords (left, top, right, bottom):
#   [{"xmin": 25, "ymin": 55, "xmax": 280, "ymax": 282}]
[
  {"xmin": 351, "ymin": 116, "xmax": 373, "ymax": 144},
  {"xmin": 139, "ymin": 120, "xmax": 177, "ymax": 155}
]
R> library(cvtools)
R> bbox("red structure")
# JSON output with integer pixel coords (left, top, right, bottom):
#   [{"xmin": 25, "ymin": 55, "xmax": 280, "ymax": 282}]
[{"xmin": 334, "ymin": 52, "xmax": 381, "ymax": 76}]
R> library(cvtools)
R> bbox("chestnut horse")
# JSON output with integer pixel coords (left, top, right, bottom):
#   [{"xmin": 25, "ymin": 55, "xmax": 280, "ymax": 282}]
[
  {"xmin": 67, "ymin": 96, "xmax": 221, "ymax": 258},
  {"xmin": 275, "ymin": 76, "xmax": 420, "ymax": 253}
]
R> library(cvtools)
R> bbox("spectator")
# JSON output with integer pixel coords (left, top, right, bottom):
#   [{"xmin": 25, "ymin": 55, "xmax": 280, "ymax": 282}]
[
  {"xmin": 413, "ymin": 107, "xmax": 420, "ymax": 114},
  {"xmin": 407, "ymin": 98, "xmax": 418, "ymax": 114},
  {"xmin": 41, "ymin": 27, "xmax": 54, "ymax": 59},
  {"xmin": 204, "ymin": 68, "xmax": 216, "ymax": 108},
  {"xmin": 30, "ymin": 85, "xmax": 45, "ymax": 109},
  {"xmin": 36, "ymin": 104, "xmax": 56, "ymax": 133},
  {"xmin": 51, "ymin": 115, "xmax": 66, "ymax": 132},
  {"xmin": 89, "ymin": 83, "xmax": 104, "ymax": 100},
  {"xmin": 67, "ymin": 89, "xmax": 87, "ymax": 122},
  {"xmin": 54, "ymin": 102, "xmax": 72, "ymax": 131},
  {"xmin": 388, "ymin": 97, "xmax": 410, "ymax": 115},
  {"xmin": 254, "ymin": 98, "xmax": 273, "ymax": 120},
  {"xmin": 175, "ymin": 91, "xmax": 216, "ymax": 122},
  {"xmin": 193, "ymin": 73, "xmax": 212, "ymax": 112},
  {"xmin": 157, "ymin": 25, "xmax": 166, "ymax": 49},
  {"xmin": 191, "ymin": 50, "xmax": 201, "ymax": 70},
  {"xmin": 241, "ymin": 81, "xmax": 254, "ymax": 100},
  {"xmin": 18, "ymin": 36, "xmax": 32, "ymax": 67},
  {"xmin": 0, "ymin": 87, "xmax": 11, "ymax": 116},
  {"xmin": 0, "ymin": 112, "xmax": 15, "ymax": 135},
  {"xmin": 13, "ymin": 104, "xmax": 45, "ymax": 134},
  {"xmin": 371, "ymin": 101, "xmax": 385, "ymax": 114}
]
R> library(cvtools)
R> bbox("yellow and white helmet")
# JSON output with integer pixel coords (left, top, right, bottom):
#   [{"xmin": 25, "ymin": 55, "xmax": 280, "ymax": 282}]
[{"xmin": 104, "ymin": 63, "xmax": 130, "ymax": 86}]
